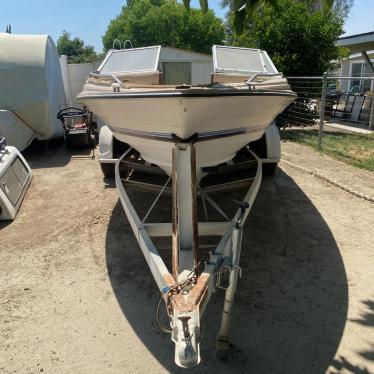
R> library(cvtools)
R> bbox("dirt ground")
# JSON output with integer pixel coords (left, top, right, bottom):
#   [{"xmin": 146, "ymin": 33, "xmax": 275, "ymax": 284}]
[
  {"xmin": 281, "ymin": 141, "xmax": 374, "ymax": 199},
  {"xmin": 1, "ymin": 141, "xmax": 373, "ymax": 374}
]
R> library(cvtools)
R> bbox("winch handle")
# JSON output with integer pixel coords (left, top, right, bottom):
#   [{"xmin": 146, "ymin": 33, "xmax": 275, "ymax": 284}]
[{"xmin": 57, "ymin": 107, "xmax": 86, "ymax": 121}]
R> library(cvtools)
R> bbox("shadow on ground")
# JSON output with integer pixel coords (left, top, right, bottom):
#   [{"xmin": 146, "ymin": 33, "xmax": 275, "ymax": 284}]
[
  {"xmin": 22, "ymin": 138, "xmax": 95, "ymax": 169},
  {"xmin": 0, "ymin": 220, "xmax": 12, "ymax": 230},
  {"xmin": 105, "ymin": 170, "xmax": 348, "ymax": 373},
  {"xmin": 330, "ymin": 299, "xmax": 374, "ymax": 374}
]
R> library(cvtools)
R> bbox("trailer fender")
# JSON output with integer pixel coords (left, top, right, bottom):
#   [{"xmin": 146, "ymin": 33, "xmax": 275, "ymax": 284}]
[
  {"xmin": 264, "ymin": 123, "xmax": 281, "ymax": 162},
  {"xmin": 98, "ymin": 125, "xmax": 114, "ymax": 161}
]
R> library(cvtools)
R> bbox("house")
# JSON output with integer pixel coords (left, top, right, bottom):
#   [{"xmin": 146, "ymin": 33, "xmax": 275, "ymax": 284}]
[
  {"xmin": 334, "ymin": 32, "xmax": 374, "ymax": 128},
  {"xmin": 336, "ymin": 31, "xmax": 374, "ymax": 93},
  {"xmin": 159, "ymin": 47, "xmax": 212, "ymax": 85}
]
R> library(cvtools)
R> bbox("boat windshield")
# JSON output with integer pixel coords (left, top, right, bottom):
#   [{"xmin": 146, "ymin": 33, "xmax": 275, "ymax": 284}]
[
  {"xmin": 98, "ymin": 45, "xmax": 161, "ymax": 75},
  {"xmin": 213, "ymin": 45, "xmax": 278, "ymax": 75}
]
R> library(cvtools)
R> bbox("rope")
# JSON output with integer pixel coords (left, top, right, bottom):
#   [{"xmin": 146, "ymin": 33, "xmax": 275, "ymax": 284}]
[{"xmin": 156, "ymin": 295, "xmax": 172, "ymax": 334}]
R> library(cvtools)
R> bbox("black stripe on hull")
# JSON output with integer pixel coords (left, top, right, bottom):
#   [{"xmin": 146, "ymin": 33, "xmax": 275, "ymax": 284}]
[
  {"xmin": 109, "ymin": 126, "xmax": 265, "ymax": 143},
  {"xmin": 78, "ymin": 90, "xmax": 297, "ymax": 100}
]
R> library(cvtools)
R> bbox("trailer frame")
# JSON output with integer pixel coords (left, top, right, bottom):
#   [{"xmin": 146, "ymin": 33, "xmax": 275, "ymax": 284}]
[{"xmin": 115, "ymin": 142, "xmax": 262, "ymax": 367}]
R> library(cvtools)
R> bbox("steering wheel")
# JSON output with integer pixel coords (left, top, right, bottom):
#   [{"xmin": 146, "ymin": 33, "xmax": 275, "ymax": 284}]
[{"xmin": 57, "ymin": 107, "xmax": 87, "ymax": 121}]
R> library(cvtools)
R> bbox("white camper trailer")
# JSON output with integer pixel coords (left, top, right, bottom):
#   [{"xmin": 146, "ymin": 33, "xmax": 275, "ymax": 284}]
[{"xmin": 0, "ymin": 33, "xmax": 66, "ymax": 150}]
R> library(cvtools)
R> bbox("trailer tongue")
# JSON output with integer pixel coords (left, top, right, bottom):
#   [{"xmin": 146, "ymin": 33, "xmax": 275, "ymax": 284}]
[{"xmin": 115, "ymin": 142, "xmax": 262, "ymax": 367}]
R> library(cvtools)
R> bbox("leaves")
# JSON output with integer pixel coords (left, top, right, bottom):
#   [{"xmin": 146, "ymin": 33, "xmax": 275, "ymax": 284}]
[
  {"xmin": 56, "ymin": 31, "xmax": 97, "ymax": 63},
  {"xmin": 181, "ymin": 0, "xmax": 208, "ymax": 12},
  {"xmin": 229, "ymin": 0, "xmax": 347, "ymax": 76},
  {"xmin": 102, "ymin": 0, "xmax": 225, "ymax": 54},
  {"xmin": 199, "ymin": 0, "xmax": 209, "ymax": 13},
  {"xmin": 226, "ymin": 0, "xmax": 338, "ymax": 34},
  {"xmin": 324, "ymin": 0, "xmax": 335, "ymax": 13},
  {"xmin": 183, "ymin": 0, "xmax": 191, "ymax": 12},
  {"xmin": 233, "ymin": 8, "xmax": 247, "ymax": 35}
]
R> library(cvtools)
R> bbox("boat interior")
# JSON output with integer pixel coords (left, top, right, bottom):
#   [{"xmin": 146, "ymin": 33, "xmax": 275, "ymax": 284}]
[{"xmin": 84, "ymin": 45, "xmax": 292, "ymax": 92}]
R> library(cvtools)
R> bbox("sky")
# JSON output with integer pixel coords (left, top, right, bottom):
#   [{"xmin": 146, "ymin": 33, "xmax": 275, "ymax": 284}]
[{"xmin": 1, "ymin": 0, "xmax": 373, "ymax": 53}]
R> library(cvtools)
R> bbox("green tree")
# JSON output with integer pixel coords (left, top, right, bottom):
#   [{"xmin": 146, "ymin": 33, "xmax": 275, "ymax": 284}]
[
  {"xmin": 57, "ymin": 31, "xmax": 97, "ymax": 63},
  {"xmin": 227, "ymin": 0, "xmax": 349, "ymax": 76},
  {"xmin": 102, "ymin": 0, "xmax": 225, "ymax": 54},
  {"xmin": 182, "ymin": 0, "xmax": 208, "ymax": 13},
  {"xmin": 220, "ymin": 0, "xmax": 352, "ymax": 34}
]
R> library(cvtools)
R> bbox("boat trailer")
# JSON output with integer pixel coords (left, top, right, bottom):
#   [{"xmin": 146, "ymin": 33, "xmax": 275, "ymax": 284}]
[{"xmin": 115, "ymin": 142, "xmax": 263, "ymax": 368}]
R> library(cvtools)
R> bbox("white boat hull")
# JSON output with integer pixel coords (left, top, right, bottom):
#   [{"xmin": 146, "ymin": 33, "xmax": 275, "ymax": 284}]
[{"xmin": 79, "ymin": 91, "xmax": 295, "ymax": 175}]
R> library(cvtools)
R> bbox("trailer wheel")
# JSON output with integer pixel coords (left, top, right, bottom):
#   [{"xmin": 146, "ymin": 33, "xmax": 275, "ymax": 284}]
[
  {"xmin": 248, "ymin": 133, "xmax": 278, "ymax": 177},
  {"xmin": 100, "ymin": 163, "xmax": 115, "ymax": 178},
  {"xmin": 99, "ymin": 136, "xmax": 130, "ymax": 179}
]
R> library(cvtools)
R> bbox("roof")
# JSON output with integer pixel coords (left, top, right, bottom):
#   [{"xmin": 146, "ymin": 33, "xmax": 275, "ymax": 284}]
[
  {"xmin": 346, "ymin": 50, "xmax": 374, "ymax": 60},
  {"xmin": 160, "ymin": 46, "xmax": 212, "ymax": 63},
  {"xmin": 162, "ymin": 46, "xmax": 211, "ymax": 57},
  {"xmin": 337, "ymin": 31, "xmax": 374, "ymax": 53}
]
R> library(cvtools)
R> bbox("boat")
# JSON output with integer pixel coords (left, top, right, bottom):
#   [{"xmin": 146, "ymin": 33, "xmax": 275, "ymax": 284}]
[
  {"xmin": 78, "ymin": 45, "xmax": 296, "ymax": 177},
  {"xmin": 78, "ymin": 45, "xmax": 297, "ymax": 368}
]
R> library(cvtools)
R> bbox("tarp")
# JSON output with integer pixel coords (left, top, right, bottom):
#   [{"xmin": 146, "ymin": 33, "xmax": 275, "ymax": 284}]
[
  {"xmin": 0, "ymin": 33, "xmax": 65, "ymax": 145},
  {"xmin": 0, "ymin": 110, "xmax": 34, "ymax": 151}
]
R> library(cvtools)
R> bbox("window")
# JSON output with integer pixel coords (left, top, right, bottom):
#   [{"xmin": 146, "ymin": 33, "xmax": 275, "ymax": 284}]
[
  {"xmin": 98, "ymin": 46, "xmax": 161, "ymax": 74},
  {"xmin": 212, "ymin": 45, "xmax": 277, "ymax": 75},
  {"xmin": 349, "ymin": 61, "xmax": 373, "ymax": 94}
]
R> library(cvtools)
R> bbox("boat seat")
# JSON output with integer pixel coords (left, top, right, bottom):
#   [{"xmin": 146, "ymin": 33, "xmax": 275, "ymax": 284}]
[
  {"xmin": 89, "ymin": 71, "xmax": 163, "ymax": 86},
  {"xmin": 117, "ymin": 71, "xmax": 164, "ymax": 85},
  {"xmin": 211, "ymin": 73, "xmax": 291, "ymax": 91},
  {"xmin": 122, "ymin": 83, "xmax": 185, "ymax": 89},
  {"xmin": 211, "ymin": 73, "xmax": 251, "ymax": 84},
  {"xmin": 247, "ymin": 79, "xmax": 291, "ymax": 91}
]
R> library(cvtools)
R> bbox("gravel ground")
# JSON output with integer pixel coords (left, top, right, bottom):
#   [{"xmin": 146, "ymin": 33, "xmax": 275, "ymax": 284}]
[{"xmin": 0, "ymin": 141, "xmax": 373, "ymax": 374}]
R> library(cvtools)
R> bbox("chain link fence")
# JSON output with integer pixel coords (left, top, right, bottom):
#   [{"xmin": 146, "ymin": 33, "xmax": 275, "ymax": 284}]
[{"xmin": 277, "ymin": 75, "xmax": 374, "ymax": 171}]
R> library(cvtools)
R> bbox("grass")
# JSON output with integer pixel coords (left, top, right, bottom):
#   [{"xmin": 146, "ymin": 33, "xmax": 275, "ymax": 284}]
[{"xmin": 280, "ymin": 129, "xmax": 374, "ymax": 171}]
